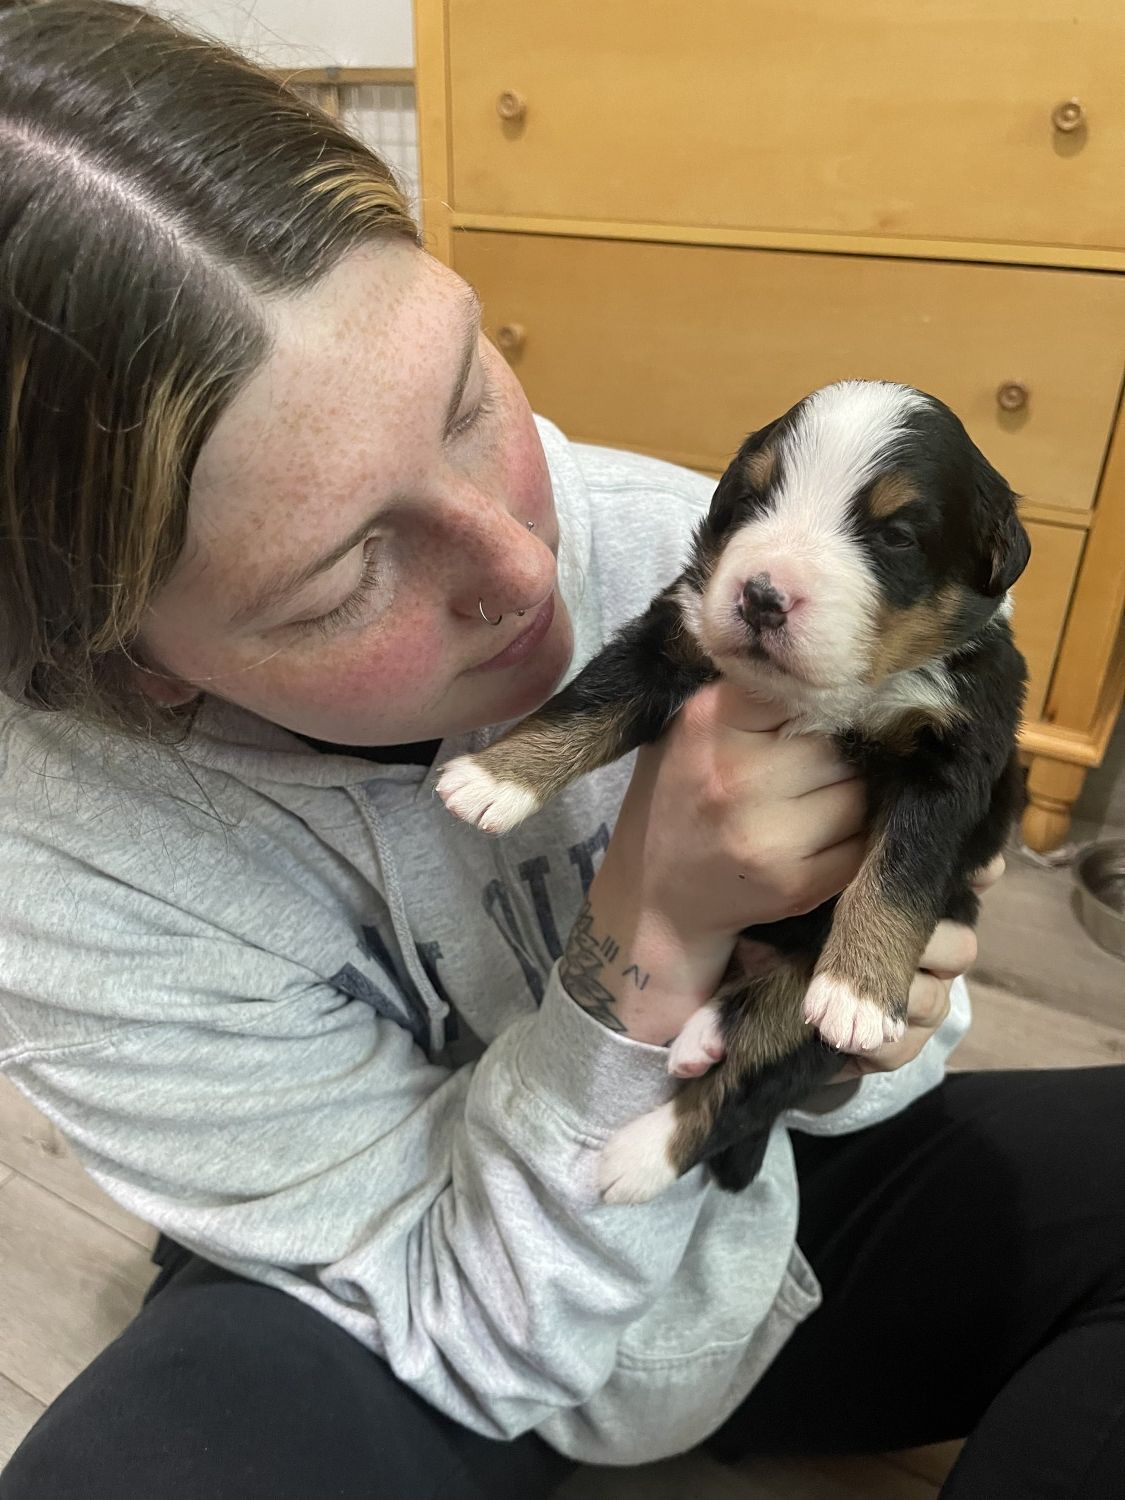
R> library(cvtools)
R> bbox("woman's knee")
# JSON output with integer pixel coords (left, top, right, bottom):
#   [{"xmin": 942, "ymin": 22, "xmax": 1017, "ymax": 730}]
[{"xmin": 2, "ymin": 1273, "xmax": 570, "ymax": 1500}]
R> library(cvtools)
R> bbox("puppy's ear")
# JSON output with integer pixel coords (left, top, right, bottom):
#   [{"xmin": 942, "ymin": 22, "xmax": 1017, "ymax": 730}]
[
  {"xmin": 974, "ymin": 451, "xmax": 1031, "ymax": 596},
  {"xmin": 987, "ymin": 506, "xmax": 1032, "ymax": 595},
  {"xmin": 740, "ymin": 416, "xmax": 784, "ymax": 478},
  {"xmin": 706, "ymin": 417, "xmax": 783, "ymax": 534}
]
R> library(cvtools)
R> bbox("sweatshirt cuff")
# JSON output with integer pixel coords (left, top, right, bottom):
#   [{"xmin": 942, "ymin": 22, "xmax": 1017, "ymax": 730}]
[{"xmin": 516, "ymin": 963, "xmax": 678, "ymax": 1138}]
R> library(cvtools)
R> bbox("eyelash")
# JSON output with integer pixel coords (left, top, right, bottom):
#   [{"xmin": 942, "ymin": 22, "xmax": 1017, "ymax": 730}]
[
  {"xmin": 449, "ymin": 379, "xmax": 498, "ymax": 439},
  {"xmin": 298, "ymin": 540, "xmax": 384, "ymax": 638},
  {"xmin": 294, "ymin": 380, "xmax": 499, "ymax": 637}
]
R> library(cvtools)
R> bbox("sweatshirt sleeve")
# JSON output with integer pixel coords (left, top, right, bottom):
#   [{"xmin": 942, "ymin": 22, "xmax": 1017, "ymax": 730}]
[{"xmin": 0, "ymin": 868, "xmax": 722, "ymax": 1448}]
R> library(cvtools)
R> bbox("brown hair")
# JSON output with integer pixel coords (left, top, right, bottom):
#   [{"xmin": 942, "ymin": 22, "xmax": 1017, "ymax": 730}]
[{"xmin": 0, "ymin": 0, "xmax": 422, "ymax": 735}]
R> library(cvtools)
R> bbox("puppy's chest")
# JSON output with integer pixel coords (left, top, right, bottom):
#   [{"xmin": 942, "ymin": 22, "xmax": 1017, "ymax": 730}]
[{"xmin": 776, "ymin": 662, "xmax": 959, "ymax": 743}]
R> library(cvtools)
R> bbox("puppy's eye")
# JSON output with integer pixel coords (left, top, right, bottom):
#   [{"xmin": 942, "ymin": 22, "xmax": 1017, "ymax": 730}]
[{"xmin": 879, "ymin": 521, "xmax": 917, "ymax": 551}]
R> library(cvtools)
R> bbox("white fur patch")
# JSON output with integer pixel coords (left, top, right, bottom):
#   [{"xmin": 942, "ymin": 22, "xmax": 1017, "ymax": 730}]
[
  {"xmin": 778, "ymin": 382, "xmax": 927, "ymax": 535},
  {"xmin": 673, "ymin": 580, "xmax": 706, "ymax": 647},
  {"xmin": 803, "ymin": 973, "xmax": 904, "ymax": 1052},
  {"xmin": 435, "ymin": 757, "xmax": 541, "ymax": 833},
  {"xmin": 667, "ymin": 1002, "xmax": 726, "ymax": 1078},
  {"xmin": 781, "ymin": 660, "xmax": 960, "ymax": 741},
  {"xmin": 599, "ymin": 1101, "xmax": 681, "ymax": 1204},
  {"xmin": 699, "ymin": 382, "xmax": 927, "ymax": 692}
]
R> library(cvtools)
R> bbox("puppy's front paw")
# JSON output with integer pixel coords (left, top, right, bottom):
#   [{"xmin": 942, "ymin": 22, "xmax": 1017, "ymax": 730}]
[
  {"xmin": 598, "ymin": 1102, "xmax": 681, "ymax": 1204},
  {"xmin": 435, "ymin": 756, "xmax": 541, "ymax": 833},
  {"xmin": 667, "ymin": 1002, "xmax": 726, "ymax": 1078},
  {"xmin": 803, "ymin": 974, "xmax": 904, "ymax": 1053}
]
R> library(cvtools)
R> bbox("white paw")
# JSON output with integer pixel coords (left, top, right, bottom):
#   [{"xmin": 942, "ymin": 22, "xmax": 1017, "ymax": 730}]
[
  {"xmin": 435, "ymin": 756, "xmax": 541, "ymax": 833},
  {"xmin": 598, "ymin": 1101, "xmax": 681, "ymax": 1205},
  {"xmin": 803, "ymin": 974, "xmax": 904, "ymax": 1053},
  {"xmin": 667, "ymin": 1003, "xmax": 726, "ymax": 1078}
]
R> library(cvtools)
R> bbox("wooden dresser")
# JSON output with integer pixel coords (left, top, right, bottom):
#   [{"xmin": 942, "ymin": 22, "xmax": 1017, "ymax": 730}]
[{"xmin": 414, "ymin": 0, "xmax": 1125, "ymax": 851}]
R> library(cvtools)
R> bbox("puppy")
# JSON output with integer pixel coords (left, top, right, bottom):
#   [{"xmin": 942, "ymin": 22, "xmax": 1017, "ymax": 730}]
[{"xmin": 438, "ymin": 381, "xmax": 1029, "ymax": 1204}]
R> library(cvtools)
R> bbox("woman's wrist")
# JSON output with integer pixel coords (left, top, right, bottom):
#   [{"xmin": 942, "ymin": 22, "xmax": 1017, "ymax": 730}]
[{"xmin": 559, "ymin": 866, "xmax": 732, "ymax": 1046}]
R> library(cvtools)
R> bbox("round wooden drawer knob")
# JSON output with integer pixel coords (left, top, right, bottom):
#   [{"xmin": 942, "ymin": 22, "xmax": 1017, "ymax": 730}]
[
  {"xmin": 1051, "ymin": 98, "xmax": 1086, "ymax": 134},
  {"xmin": 495, "ymin": 322, "xmax": 526, "ymax": 354},
  {"xmin": 997, "ymin": 381, "xmax": 1030, "ymax": 413},
  {"xmin": 496, "ymin": 90, "xmax": 527, "ymax": 123}
]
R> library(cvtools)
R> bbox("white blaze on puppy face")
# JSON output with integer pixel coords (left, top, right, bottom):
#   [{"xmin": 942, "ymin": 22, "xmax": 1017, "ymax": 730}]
[{"xmin": 698, "ymin": 382, "xmax": 928, "ymax": 692}]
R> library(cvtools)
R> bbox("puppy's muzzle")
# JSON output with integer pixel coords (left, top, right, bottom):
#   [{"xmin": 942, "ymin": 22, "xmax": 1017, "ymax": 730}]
[{"xmin": 738, "ymin": 573, "xmax": 792, "ymax": 633}]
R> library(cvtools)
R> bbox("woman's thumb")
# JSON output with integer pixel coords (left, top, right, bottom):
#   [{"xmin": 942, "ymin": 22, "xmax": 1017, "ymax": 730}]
[{"xmin": 694, "ymin": 678, "xmax": 792, "ymax": 736}]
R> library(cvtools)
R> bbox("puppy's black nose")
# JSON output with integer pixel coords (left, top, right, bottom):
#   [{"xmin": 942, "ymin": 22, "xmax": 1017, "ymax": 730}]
[{"xmin": 740, "ymin": 573, "xmax": 789, "ymax": 631}]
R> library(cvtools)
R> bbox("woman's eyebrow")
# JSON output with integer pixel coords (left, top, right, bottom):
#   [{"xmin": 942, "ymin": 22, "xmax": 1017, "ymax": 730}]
[{"xmin": 226, "ymin": 285, "xmax": 483, "ymax": 629}]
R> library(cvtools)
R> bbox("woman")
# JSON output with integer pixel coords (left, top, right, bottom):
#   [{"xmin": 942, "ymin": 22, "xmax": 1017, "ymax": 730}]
[{"xmin": 1, "ymin": 5, "xmax": 1122, "ymax": 1497}]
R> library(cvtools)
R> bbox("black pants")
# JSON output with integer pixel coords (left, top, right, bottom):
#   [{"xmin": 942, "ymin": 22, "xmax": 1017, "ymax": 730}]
[{"xmin": 4, "ymin": 1068, "xmax": 1124, "ymax": 1499}]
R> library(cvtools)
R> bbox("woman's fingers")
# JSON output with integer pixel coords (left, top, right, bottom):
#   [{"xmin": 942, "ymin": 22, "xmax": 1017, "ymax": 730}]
[
  {"xmin": 788, "ymin": 834, "xmax": 867, "ymax": 914},
  {"xmin": 824, "ymin": 858, "xmax": 1001, "ymax": 1089},
  {"xmin": 789, "ymin": 775, "xmax": 867, "ymax": 852},
  {"xmin": 970, "ymin": 853, "xmax": 1006, "ymax": 893},
  {"xmin": 832, "ymin": 970, "xmax": 953, "ymax": 1081},
  {"xmin": 905, "ymin": 969, "xmax": 953, "ymax": 1029},
  {"xmin": 916, "ymin": 919, "xmax": 978, "ymax": 982},
  {"xmin": 706, "ymin": 679, "xmax": 793, "ymax": 735}
]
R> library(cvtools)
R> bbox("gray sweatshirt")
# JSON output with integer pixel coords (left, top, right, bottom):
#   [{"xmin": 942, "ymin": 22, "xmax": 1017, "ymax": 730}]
[{"xmin": 0, "ymin": 414, "xmax": 969, "ymax": 1465}]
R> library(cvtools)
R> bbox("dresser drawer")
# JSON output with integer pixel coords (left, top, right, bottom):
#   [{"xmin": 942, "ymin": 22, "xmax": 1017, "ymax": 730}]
[
  {"xmin": 448, "ymin": 0, "xmax": 1125, "ymax": 252},
  {"xmin": 454, "ymin": 231, "xmax": 1125, "ymax": 513}
]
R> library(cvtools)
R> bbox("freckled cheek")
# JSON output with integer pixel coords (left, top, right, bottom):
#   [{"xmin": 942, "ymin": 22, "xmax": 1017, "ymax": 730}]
[{"xmin": 279, "ymin": 623, "xmax": 450, "ymax": 709}]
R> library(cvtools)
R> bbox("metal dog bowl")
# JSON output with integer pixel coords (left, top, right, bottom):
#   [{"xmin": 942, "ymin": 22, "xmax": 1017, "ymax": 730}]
[{"xmin": 1073, "ymin": 840, "xmax": 1125, "ymax": 960}]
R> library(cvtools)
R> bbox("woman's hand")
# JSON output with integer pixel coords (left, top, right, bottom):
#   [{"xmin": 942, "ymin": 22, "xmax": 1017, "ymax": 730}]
[
  {"xmin": 567, "ymin": 680, "xmax": 867, "ymax": 1046},
  {"xmin": 831, "ymin": 854, "xmax": 1005, "ymax": 1080}
]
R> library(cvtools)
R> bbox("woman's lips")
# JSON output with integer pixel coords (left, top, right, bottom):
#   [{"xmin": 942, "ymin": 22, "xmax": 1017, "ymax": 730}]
[{"xmin": 470, "ymin": 591, "xmax": 556, "ymax": 672}]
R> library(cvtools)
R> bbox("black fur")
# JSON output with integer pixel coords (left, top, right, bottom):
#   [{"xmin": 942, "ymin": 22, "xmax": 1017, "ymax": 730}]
[
  {"xmin": 707, "ymin": 623, "xmax": 1026, "ymax": 1189},
  {"xmin": 447, "ymin": 383, "xmax": 1030, "ymax": 1194}
]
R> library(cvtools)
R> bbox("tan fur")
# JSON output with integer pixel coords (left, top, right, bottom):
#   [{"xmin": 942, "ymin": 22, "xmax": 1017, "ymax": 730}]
[
  {"xmin": 475, "ymin": 701, "xmax": 634, "ymax": 802},
  {"xmin": 665, "ymin": 822, "xmax": 935, "ymax": 1179},
  {"xmin": 473, "ymin": 602, "xmax": 711, "ymax": 804},
  {"xmin": 666, "ymin": 957, "xmax": 815, "ymax": 1174},
  {"xmin": 868, "ymin": 583, "xmax": 966, "ymax": 681},
  {"xmin": 818, "ymin": 826, "xmax": 929, "ymax": 1017},
  {"xmin": 743, "ymin": 445, "xmax": 776, "ymax": 491},
  {"xmin": 878, "ymin": 703, "xmax": 964, "ymax": 754},
  {"xmin": 868, "ymin": 471, "xmax": 917, "ymax": 519}
]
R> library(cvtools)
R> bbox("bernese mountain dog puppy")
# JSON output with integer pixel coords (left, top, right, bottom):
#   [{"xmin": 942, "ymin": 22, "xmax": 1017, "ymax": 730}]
[{"xmin": 438, "ymin": 381, "xmax": 1029, "ymax": 1204}]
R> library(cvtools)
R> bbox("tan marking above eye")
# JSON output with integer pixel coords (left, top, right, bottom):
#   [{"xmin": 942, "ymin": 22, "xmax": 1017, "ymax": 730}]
[
  {"xmin": 868, "ymin": 472, "xmax": 918, "ymax": 520},
  {"xmin": 743, "ymin": 446, "xmax": 776, "ymax": 491}
]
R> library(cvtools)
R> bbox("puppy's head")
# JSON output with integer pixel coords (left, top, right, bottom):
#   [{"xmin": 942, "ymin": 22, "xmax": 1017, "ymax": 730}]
[{"xmin": 686, "ymin": 381, "xmax": 1030, "ymax": 697}]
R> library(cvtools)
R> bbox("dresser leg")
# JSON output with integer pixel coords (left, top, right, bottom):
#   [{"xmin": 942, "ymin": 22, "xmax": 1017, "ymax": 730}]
[{"xmin": 1022, "ymin": 756, "xmax": 1088, "ymax": 853}]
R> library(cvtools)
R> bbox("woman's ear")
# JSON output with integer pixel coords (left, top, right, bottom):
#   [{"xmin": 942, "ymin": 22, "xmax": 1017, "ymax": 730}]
[{"xmin": 130, "ymin": 663, "xmax": 201, "ymax": 706}]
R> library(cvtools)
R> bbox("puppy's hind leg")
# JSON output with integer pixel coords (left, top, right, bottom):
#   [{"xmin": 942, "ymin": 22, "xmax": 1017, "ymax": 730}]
[
  {"xmin": 599, "ymin": 960, "xmax": 822, "ymax": 1203},
  {"xmin": 667, "ymin": 1001, "xmax": 727, "ymax": 1078}
]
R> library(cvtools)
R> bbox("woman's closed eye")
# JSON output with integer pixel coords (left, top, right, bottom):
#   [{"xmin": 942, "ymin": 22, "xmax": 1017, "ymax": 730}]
[
  {"xmin": 289, "ymin": 374, "xmax": 500, "ymax": 638},
  {"xmin": 448, "ymin": 376, "xmax": 498, "ymax": 441},
  {"xmin": 291, "ymin": 539, "xmax": 386, "ymax": 638}
]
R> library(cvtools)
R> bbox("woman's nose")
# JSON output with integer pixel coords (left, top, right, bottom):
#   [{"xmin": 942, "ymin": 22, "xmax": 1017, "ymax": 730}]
[{"xmin": 437, "ymin": 485, "xmax": 554, "ymax": 618}]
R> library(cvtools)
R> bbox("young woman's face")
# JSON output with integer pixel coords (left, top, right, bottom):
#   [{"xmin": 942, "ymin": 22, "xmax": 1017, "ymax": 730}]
[{"xmin": 138, "ymin": 241, "xmax": 572, "ymax": 744}]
